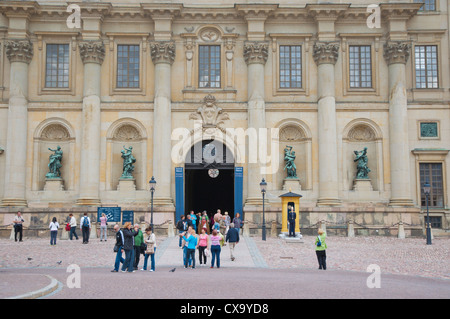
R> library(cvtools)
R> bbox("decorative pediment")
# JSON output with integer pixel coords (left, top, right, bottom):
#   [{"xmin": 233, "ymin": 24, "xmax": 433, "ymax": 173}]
[{"xmin": 189, "ymin": 95, "xmax": 229, "ymax": 132}]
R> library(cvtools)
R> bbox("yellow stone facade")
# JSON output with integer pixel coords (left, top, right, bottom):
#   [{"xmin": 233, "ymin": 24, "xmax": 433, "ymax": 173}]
[{"xmin": 0, "ymin": 0, "xmax": 449, "ymax": 237}]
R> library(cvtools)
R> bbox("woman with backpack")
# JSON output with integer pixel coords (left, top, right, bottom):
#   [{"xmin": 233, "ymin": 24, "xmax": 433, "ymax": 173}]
[{"xmin": 315, "ymin": 229, "xmax": 327, "ymax": 270}]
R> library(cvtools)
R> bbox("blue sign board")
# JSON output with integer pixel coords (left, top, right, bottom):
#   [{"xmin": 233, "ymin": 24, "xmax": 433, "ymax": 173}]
[
  {"xmin": 122, "ymin": 211, "xmax": 134, "ymax": 225},
  {"xmin": 234, "ymin": 167, "xmax": 243, "ymax": 218},
  {"xmin": 97, "ymin": 207, "xmax": 121, "ymax": 223},
  {"xmin": 175, "ymin": 167, "xmax": 184, "ymax": 223}
]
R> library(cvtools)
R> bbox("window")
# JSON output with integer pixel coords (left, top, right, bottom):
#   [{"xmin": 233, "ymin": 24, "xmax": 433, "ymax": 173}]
[
  {"xmin": 45, "ymin": 44, "xmax": 70, "ymax": 88},
  {"xmin": 414, "ymin": 0, "xmax": 436, "ymax": 11},
  {"xmin": 279, "ymin": 45, "xmax": 302, "ymax": 89},
  {"xmin": 199, "ymin": 45, "xmax": 221, "ymax": 88},
  {"xmin": 117, "ymin": 45, "xmax": 140, "ymax": 88},
  {"xmin": 349, "ymin": 45, "xmax": 372, "ymax": 88},
  {"xmin": 424, "ymin": 216, "xmax": 442, "ymax": 229},
  {"xmin": 415, "ymin": 45, "xmax": 438, "ymax": 89},
  {"xmin": 420, "ymin": 163, "xmax": 444, "ymax": 207}
]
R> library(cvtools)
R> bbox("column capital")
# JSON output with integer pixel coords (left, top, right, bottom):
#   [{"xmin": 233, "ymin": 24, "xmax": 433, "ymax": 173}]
[
  {"xmin": 78, "ymin": 41, "xmax": 105, "ymax": 65},
  {"xmin": 5, "ymin": 39, "xmax": 33, "ymax": 64},
  {"xmin": 150, "ymin": 41, "xmax": 176, "ymax": 65},
  {"xmin": 313, "ymin": 41, "xmax": 339, "ymax": 65},
  {"xmin": 243, "ymin": 41, "xmax": 269, "ymax": 65},
  {"xmin": 383, "ymin": 41, "xmax": 411, "ymax": 65}
]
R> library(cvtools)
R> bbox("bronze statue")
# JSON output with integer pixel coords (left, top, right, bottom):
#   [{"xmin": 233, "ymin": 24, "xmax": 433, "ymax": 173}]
[
  {"xmin": 354, "ymin": 147, "xmax": 371, "ymax": 179},
  {"xmin": 46, "ymin": 146, "xmax": 63, "ymax": 179},
  {"xmin": 121, "ymin": 146, "xmax": 136, "ymax": 179},
  {"xmin": 284, "ymin": 145, "xmax": 297, "ymax": 178}
]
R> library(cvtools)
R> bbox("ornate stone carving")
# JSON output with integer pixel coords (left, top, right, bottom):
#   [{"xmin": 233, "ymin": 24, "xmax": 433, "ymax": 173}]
[
  {"xmin": 78, "ymin": 41, "xmax": 105, "ymax": 65},
  {"xmin": 5, "ymin": 39, "xmax": 33, "ymax": 64},
  {"xmin": 383, "ymin": 41, "xmax": 411, "ymax": 65},
  {"xmin": 280, "ymin": 125, "xmax": 305, "ymax": 142},
  {"xmin": 189, "ymin": 95, "xmax": 229, "ymax": 132},
  {"xmin": 113, "ymin": 125, "xmax": 141, "ymax": 141},
  {"xmin": 41, "ymin": 125, "xmax": 70, "ymax": 140},
  {"xmin": 150, "ymin": 41, "xmax": 176, "ymax": 65},
  {"xmin": 313, "ymin": 42, "xmax": 339, "ymax": 65},
  {"xmin": 200, "ymin": 28, "xmax": 220, "ymax": 42},
  {"xmin": 243, "ymin": 42, "xmax": 269, "ymax": 65},
  {"xmin": 347, "ymin": 125, "xmax": 376, "ymax": 142}
]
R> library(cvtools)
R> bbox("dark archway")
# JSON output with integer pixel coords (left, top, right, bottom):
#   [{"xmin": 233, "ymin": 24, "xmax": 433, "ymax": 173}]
[{"xmin": 185, "ymin": 139, "xmax": 235, "ymax": 221}]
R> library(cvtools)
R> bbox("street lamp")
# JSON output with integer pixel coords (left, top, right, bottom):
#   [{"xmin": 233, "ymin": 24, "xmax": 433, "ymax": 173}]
[
  {"xmin": 260, "ymin": 178, "xmax": 267, "ymax": 241},
  {"xmin": 423, "ymin": 181, "xmax": 432, "ymax": 245},
  {"xmin": 149, "ymin": 176, "xmax": 157, "ymax": 230}
]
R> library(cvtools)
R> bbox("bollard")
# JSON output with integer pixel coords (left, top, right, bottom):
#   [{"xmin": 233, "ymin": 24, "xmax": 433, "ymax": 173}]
[
  {"xmin": 397, "ymin": 221, "xmax": 405, "ymax": 239},
  {"xmin": 10, "ymin": 226, "xmax": 14, "ymax": 241},
  {"xmin": 319, "ymin": 220, "xmax": 327, "ymax": 234},
  {"xmin": 347, "ymin": 220, "xmax": 355, "ymax": 238},
  {"xmin": 271, "ymin": 220, "xmax": 277, "ymax": 238},
  {"xmin": 167, "ymin": 220, "xmax": 175, "ymax": 237},
  {"xmin": 90, "ymin": 222, "xmax": 97, "ymax": 239},
  {"xmin": 61, "ymin": 227, "xmax": 69, "ymax": 240}
]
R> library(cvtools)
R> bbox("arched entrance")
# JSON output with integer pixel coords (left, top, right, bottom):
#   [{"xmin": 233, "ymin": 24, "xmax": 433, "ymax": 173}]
[{"xmin": 184, "ymin": 139, "xmax": 235, "ymax": 221}]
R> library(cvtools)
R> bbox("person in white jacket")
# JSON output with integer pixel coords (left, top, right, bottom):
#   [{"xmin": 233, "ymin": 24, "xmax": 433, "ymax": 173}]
[
  {"xmin": 68, "ymin": 213, "xmax": 79, "ymax": 240},
  {"xmin": 49, "ymin": 217, "xmax": 59, "ymax": 246}
]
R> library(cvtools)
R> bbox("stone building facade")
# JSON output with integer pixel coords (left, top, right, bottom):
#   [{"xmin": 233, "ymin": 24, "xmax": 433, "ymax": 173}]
[{"xmin": 0, "ymin": 0, "xmax": 448, "ymax": 237}]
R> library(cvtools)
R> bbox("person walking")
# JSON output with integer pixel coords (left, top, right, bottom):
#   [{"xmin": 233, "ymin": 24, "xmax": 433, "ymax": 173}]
[
  {"xmin": 13, "ymin": 211, "xmax": 25, "ymax": 242},
  {"xmin": 224, "ymin": 212, "xmax": 231, "ymax": 234},
  {"xmin": 121, "ymin": 222, "xmax": 139, "ymax": 273},
  {"xmin": 80, "ymin": 213, "xmax": 91, "ymax": 244},
  {"xmin": 142, "ymin": 226, "xmax": 157, "ymax": 272},
  {"xmin": 210, "ymin": 229, "xmax": 222, "ymax": 268},
  {"xmin": 99, "ymin": 213, "xmax": 108, "ymax": 242},
  {"xmin": 197, "ymin": 215, "xmax": 210, "ymax": 235},
  {"xmin": 315, "ymin": 229, "xmax": 327, "ymax": 270},
  {"xmin": 49, "ymin": 217, "xmax": 59, "ymax": 246},
  {"xmin": 233, "ymin": 213, "xmax": 242, "ymax": 235},
  {"xmin": 68, "ymin": 213, "xmax": 79, "ymax": 240},
  {"xmin": 181, "ymin": 227, "xmax": 198, "ymax": 269},
  {"xmin": 133, "ymin": 224, "xmax": 144, "ymax": 270},
  {"xmin": 176, "ymin": 215, "xmax": 188, "ymax": 247},
  {"xmin": 197, "ymin": 228, "xmax": 209, "ymax": 266},
  {"xmin": 226, "ymin": 223, "xmax": 239, "ymax": 261},
  {"xmin": 111, "ymin": 224, "xmax": 125, "ymax": 272}
]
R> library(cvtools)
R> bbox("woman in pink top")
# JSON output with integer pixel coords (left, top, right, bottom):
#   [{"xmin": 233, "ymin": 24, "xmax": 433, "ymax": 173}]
[
  {"xmin": 99, "ymin": 213, "xmax": 108, "ymax": 242},
  {"xmin": 197, "ymin": 228, "xmax": 209, "ymax": 266},
  {"xmin": 210, "ymin": 229, "xmax": 222, "ymax": 268}
]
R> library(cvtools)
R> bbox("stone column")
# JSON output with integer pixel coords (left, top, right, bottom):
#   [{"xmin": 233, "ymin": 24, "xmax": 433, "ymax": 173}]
[
  {"xmin": 1, "ymin": 40, "xmax": 33, "ymax": 207},
  {"xmin": 243, "ymin": 42, "xmax": 269, "ymax": 206},
  {"xmin": 150, "ymin": 41, "xmax": 175, "ymax": 206},
  {"xmin": 313, "ymin": 42, "xmax": 341, "ymax": 206},
  {"xmin": 383, "ymin": 42, "xmax": 414, "ymax": 207},
  {"xmin": 76, "ymin": 41, "xmax": 105, "ymax": 206}
]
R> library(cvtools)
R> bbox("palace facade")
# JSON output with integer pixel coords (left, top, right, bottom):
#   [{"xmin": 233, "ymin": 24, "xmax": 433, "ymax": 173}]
[{"xmin": 0, "ymin": 0, "xmax": 449, "ymax": 237}]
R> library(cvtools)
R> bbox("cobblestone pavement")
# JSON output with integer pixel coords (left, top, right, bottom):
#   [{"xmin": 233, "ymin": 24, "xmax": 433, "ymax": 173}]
[{"xmin": 0, "ymin": 234, "xmax": 449, "ymax": 299}]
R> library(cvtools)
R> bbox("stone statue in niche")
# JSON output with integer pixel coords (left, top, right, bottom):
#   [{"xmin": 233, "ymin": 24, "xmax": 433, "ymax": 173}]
[
  {"xmin": 46, "ymin": 146, "xmax": 63, "ymax": 179},
  {"xmin": 284, "ymin": 145, "xmax": 297, "ymax": 179},
  {"xmin": 121, "ymin": 146, "xmax": 136, "ymax": 179},
  {"xmin": 354, "ymin": 147, "xmax": 371, "ymax": 179}
]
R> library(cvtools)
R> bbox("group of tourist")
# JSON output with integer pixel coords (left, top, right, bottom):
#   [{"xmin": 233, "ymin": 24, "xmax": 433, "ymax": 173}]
[{"xmin": 177, "ymin": 209, "xmax": 242, "ymax": 269}]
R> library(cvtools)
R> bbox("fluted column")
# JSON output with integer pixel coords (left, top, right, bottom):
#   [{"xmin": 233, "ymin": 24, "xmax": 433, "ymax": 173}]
[
  {"xmin": 313, "ymin": 42, "xmax": 341, "ymax": 206},
  {"xmin": 76, "ymin": 41, "xmax": 105, "ymax": 206},
  {"xmin": 150, "ymin": 41, "xmax": 175, "ymax": 206},
  {"xmin": 1, "ymin": 40, "xmax": 33, "ymax": 207},
  {"xmin": 243, "ymin": 42, "xmax": 268, "ymax": 205},
  {"xmin": 384, "ymin": 41, "xmax": 414, "ymax": 206}
]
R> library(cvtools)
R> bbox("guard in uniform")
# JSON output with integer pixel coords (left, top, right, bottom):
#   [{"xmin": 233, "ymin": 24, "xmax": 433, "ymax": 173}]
[{"xmin": 287, "ymin": 207, "xmax": 296, "ymax": 237}]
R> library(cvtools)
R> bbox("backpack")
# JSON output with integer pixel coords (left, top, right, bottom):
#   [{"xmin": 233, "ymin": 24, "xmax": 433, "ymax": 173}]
[
  {"xmin": 316, "ymin": 235, "xmax": 322, "ymax": 247},
  {"xmin": 65, "ymin": 223, "xmax": 71, "ymax": 231},
  {"xmin": 82, "ymin": 216, "xmax": 89, "ymax": 227}
]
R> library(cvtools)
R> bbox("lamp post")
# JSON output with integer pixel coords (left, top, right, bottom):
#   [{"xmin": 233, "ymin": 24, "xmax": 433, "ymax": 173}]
[
  {"xmin": 260, "ymin": 178, "xmax": 267, "ymax": 241},
  {"xmin": 423, "ymin": 181, "xmax": 432, "ymax": 245},
  {"xmin": 149, "ymin": 176, "xmax": 157, "ymax": 230}
]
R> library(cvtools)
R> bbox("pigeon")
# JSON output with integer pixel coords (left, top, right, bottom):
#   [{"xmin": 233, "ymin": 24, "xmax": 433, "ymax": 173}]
[
  {"xmin": 169, "ymin": 268, "xmax": 176, "ymax": 272},
  {"xmin": 27, "ymin": 257, "xmax": 32, "ymax": 261},
  {"xmin": 56, "ymin": 261, "xmax": 62, "ymax": 265}
]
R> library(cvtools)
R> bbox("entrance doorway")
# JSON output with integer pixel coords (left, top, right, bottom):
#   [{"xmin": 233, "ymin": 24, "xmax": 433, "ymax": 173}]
[{"xmin": 184, "ymin": 139, "xmax": 235, "ymax": 220}]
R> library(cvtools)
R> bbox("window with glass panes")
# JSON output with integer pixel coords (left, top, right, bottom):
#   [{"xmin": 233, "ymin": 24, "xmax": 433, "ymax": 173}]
[
  {"xmin": 45, "ymin": 44, "xmax": 70, "ymax": 88},
  {"xmin": 199, "ymin": 45, "xmax": 221, "ymax": 88},
  {"xmin": 349, "ymin": 45, "xmax": 372, "ymax": 88},
  {"xmin": 414, "ymin": 0, "xmax": 436, "ymax": 11},
  {"xmin": 117, "ymin": 45, "xmax": 140, "ymax": 88},
  {"xmin": 279, "ymin": 45, "xmax": 302, "ymax": 89},
  {"xmin": 415, "ymin": 45, "xmax": 438, "ymax": 89},
  {"xmin": 420, "ymin": 163, "xmax": 444, "ymax": 207}
]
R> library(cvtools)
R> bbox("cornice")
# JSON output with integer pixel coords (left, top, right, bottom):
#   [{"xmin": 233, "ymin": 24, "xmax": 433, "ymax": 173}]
[
  {"xmin": 380, "ymin": 3, "xmax": 423, "ymax": 20},
  {"xmin": 305, "ymin": 4, "xmax": 350, "ymax": 21}
]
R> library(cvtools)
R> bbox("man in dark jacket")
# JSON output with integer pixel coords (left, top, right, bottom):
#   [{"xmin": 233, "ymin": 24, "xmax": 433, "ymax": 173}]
[
  {"xmin": 288, "ymin": 207, "xmax": 296, "ymax": 237},
  {"xmin": 226, "ymin": 223, "xmax": 240, "ymax": 261},
  {"xmin": 176, "ymin": 215, "xmax": 188, "ymax": 247},
  {"xmin": 112, "ymin": 224, "xmax": 125, "ymax": 272}
]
